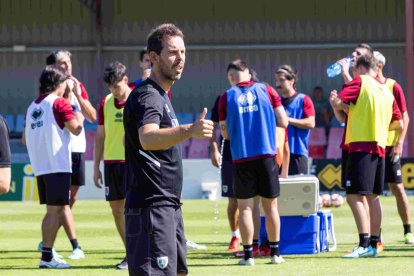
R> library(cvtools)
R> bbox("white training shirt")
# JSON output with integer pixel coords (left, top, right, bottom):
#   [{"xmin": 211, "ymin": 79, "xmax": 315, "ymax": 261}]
[{"xmin": 25, "ymin": 94, "xmax": 72, "ymax": 176}]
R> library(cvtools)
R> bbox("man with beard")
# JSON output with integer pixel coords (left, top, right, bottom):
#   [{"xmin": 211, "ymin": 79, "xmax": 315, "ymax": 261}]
[
  {"xmin": 275, "ymin": 65, "xmax": 315, "ymax": 175},
  {"xmin": 123, "ymin": 23, "xmax": 214, "ymax": 276}
]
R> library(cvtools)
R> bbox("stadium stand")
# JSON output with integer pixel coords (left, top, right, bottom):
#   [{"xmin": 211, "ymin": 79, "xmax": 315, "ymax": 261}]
[
  {"xmin": 188, "ymin": 138, "xmax": 210, "ymax": 159},
  {"xmin": 308, "ymin": 127, "xmax": 327, "ymax": 159},
  {"xmin": 84, "ymin": 120, "xmax": 98, "ymax": 131},
  {"xmin": 85, "ymin": 131, "xmax": 96, "ymax": 161},
  {"xmin": 3, "ymin": 114, "xmax": 14, "ymax": 133},
  {"xmin": 180, "ymin": 139, "xmax": 192, "ymax": 159},
  {"xmin": 326, "ymin": 128, "xmax": 344, "ymax": 159},
  {"xmin": 176, "ymin": 113, "xmax": 194, "ymax": 125},
  {"xmin": 15, "ymin": 114, "xmax": 25, "ymax": 133}
]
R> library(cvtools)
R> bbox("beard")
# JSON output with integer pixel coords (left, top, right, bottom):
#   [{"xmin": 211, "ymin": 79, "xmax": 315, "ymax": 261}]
[{"xmin": 159, "ymin": 60, "xmax": 184, "ymax": 81}]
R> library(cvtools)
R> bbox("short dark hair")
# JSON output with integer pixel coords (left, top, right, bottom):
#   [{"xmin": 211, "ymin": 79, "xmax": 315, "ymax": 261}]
[
  {"xmin": 356, "ymin": 43, "xmax": 373, "ymax": 54},
  {"xmin": 313, "ymin": 86, "xmax": 323, "ymax": 91},
  {"xmin": 39, "ymin": 66, "xmax": 69, "ymax": 94},
  {"xmin": 147, "ymin": 24, "xmax": 184, "ymax": 55},
  {"xmin": 46, "ymin": 52, "xmax": 57, "ymax": 65},
  {"xmin": 103, "ymin": 61, "xmax": 127, "ymax": 86},
  {"xmin": 356, "ymin": 53, "xmax": 376, "ymax": 70},
  {"xmin": 276, "ymin": 64, "xmax": 298, "ymax": 88},
  {"xmin": 249, "ymin": 69, "xmax": 260, "ymax": 82},
  {"xmin": 139, "ymin": 49, "xmax": 148, "ymax": 61},
  {"xmin": 227, "ymin": 59, "xmax": 249, "ymax": 72}
]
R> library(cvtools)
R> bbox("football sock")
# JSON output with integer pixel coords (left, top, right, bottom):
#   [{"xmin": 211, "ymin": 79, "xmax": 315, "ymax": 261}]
[
  {"xmin": 269, "ymin": 241, "xmax": 280, "ymax": 257},
  {"xmin": 41, "ymin": 247, "xmax": 53, "ymax": 262},
  {"xmin": 243, "ymin": 245, "xmax": 253, "ymax": 260},
  {"xmin": 404, "ymin": 224, "xmax": 411, "ymax": 235},
  {"xmin": 252, "ymin": 239, "xmax": 259, "ymax": 248},
  {"xmin": 232, "ymin": 230, "xmax": 240, "ymax": 238},
  {"xmin": 70, "ymin": 239, "xmax": 80, "ymax": 250},
  {"xmin": 359, "ymin": 233, "xmax": 370, "ymax": 248},
  {"xmin": 370, "ymin": 236, "xmax": 380, "ymax": 249}
]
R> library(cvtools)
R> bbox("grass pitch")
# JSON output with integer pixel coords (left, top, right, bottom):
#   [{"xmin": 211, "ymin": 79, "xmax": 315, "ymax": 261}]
[{"xmin": 1, "ymin": 197, "xmax": 414, "ymax": 275}]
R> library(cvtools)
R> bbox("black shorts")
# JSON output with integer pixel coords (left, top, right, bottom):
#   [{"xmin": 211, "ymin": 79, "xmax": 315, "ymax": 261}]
[
  {"xmin": 384, "ymin": 152, "xmax": 403, "ymax": 184},
  {"xmin": 126, "ymin": 205, "xmax": 188, "ymax": 276},
  {"xmin": 221, "ymin": 159, "xmax": 235, "ymax": 198},
  {"xmin": 341, "ymin": 150, "xmax": 350, "ymax": 189},
  {"xmin": 37, "ymin": 173, "xmax": 71, "ymax": 206},
  {"xmin": 288, "ymin": 154, "xmax": 308, "ymax": 175},
  {"xmin": 71, "ymin": 152, "xmax": 85, "ymax": 186},
  {"xmin": 104, "ymin": 163, "xmax": 126, "ymax": 201},
  {"xmin": 346, "ymin": 152, "xmax": 385, "ymax": 195},
  {"xmin": 234, "ymin": 156, "xmax": 280, "ymax": 199}
]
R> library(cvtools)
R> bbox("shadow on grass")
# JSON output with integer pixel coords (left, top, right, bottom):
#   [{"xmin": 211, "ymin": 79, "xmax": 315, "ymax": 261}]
[
  {"xmin": 192, "ymin": 242, "xmax": 228, "ymax": 246},
  {"xmin": 190, "ymin": 263, "xmax": 240, "ymax": 267},
  {"xmin": 0, "ymin": 264, "xmax": 117, "ymax": 270},
  {"xmin": 0, "ymin": 250, "xmax": 38, "ymax": 254},
  {"xmin": 0, "ymin": 256, "xmax": 34, "ymax": 260},
  {"xmin": 379, "ymin": 247, "xmax": 414, "ymax": 252},
  {"xmin": 0, "ymin": 249, "xmax": 125, "ymax": 255},
  {"xmin": 188, "ymin": 254, "xmax": 233, "ymax": 260}
]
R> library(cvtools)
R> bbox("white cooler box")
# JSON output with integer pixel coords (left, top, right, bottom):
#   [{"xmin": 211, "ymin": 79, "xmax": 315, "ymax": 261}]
[{"xmin": 260, "ymin": 175, "xmax": 320, "ymax": 216}]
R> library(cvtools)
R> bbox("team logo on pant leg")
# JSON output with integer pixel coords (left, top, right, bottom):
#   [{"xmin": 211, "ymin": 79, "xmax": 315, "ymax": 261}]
[
  {"xmin": 105, "ymin": 187, "xmax": 109, "ymax": 196},
  {"xmin": 222, "ymin": 185, "xmax": 228, "ymax": 193},
  {"xmin": 157, "ymin": 256, "xmax": 168, "ymax": 269}
]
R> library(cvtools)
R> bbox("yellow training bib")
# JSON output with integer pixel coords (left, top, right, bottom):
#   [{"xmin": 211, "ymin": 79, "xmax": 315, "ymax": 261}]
[
  {"xmin": 103, "ymin": 94, "xmax": 125, "ymax": 161},
  {"xmin": 345, "ymin": 75, "xmax": 394, "ymax": 149},
  {"xmin": 385, "ymin": 78, "xmax": 400, "ymax": 147}
]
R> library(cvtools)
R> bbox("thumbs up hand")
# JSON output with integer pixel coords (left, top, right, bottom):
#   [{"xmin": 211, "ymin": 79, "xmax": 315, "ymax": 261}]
[{"xmin": 190, "ymin": 108, "xmax": 214, "ymax": 138}]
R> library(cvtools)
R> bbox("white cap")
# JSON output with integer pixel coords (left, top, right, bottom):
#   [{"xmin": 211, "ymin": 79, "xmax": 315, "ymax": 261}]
[{"xmin": 374, "ymin": 51, "xmax": 386, "ymax": 66}]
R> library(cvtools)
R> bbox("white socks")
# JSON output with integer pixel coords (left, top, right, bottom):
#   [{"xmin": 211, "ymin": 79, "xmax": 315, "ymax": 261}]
[{"xmin": 232, "ymin": 230, "xmax": 240, "ymax": 238}]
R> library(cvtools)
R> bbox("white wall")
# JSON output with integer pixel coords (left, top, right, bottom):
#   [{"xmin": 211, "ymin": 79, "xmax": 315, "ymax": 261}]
[{"xmin": 78, "ymin": 160, "xmax": 220, "ymax": 200}]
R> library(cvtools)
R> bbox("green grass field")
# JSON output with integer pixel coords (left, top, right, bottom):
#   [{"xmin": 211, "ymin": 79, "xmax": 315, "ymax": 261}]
[{"xmin": 1, "ymin": 197, "xmax": 414, "ymax": 275}]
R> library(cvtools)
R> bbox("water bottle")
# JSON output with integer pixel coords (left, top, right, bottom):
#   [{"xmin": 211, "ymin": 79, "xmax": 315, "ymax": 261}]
[{"xmin": 326, "ymin": 57, "xmax": 352, "ymax": 78}]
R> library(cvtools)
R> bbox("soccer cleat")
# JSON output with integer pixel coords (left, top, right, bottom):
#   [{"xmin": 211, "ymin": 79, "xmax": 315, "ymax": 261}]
[
  {"xmin": 404, "ymin": 233, "xmax": 414, "ymax": 244},
  {"xmin": 37, "ymin": 241, "xmax": 63, "ymax": 259},
  {"xmin": 271, "ymin": 255, "xmax": 286, "ymax": 264},
  {"xmin": 39, "ymin": 258, "xmax": 71, "ymax": 269},
  {"xmin": 68, "ymin": 247, "xmax": 85, "ymax": 260},
  {"xmin": 116, "ymin": 257, "xmax": 128, "ymax": 270},
  {"xmin": 186, "ymin": 240, "xmax": 207, "ymax": 250},
  {"xmin": 260, "ymin": 244, "xmax": 271, "ymax": 256},
  {"xmin": 238, "ymin": 258, "xmax": 255, "ymax": 266},
  {"xmin": 376, "ymin": 241, "xmax": 384, "ymax": 253},
  {"xmin": 227, "ymin": 237, "xmax": 241, "ymax": 252},
  {"xmin": 343, "ymin": 246, "xmax": 377, "ymax": 258}
]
